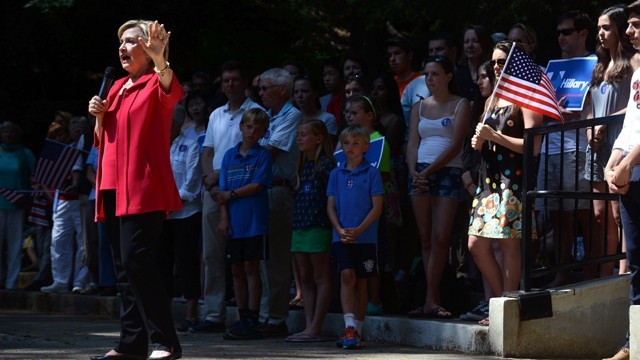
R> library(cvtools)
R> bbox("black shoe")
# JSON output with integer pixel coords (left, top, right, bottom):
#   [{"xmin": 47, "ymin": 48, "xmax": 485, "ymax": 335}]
[
  {"xmin": 90, "ymin": 353, "xmax": 146, "ymax": 360},
  {"xmin": 176, "ymin": 320, "xmax": 193, "ymax": 333},
  {"xmin": 459, "ymin": 300, "xmax": 489, "ymax": 322},
  {"xmin": 257, "ymin": 322, "xmax": 288, "ymax": 337},
  {"xmin": 188, "ymin": 320, "xmax": 225, "ymax": 333},
  {"xmin": 223, "ymin": 319, "xmax": 263, "ymax": 340}
]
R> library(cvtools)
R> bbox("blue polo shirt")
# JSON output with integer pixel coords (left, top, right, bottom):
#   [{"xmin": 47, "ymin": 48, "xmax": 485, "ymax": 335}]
[
  {"xmin": 326, "ymin": 160, "xmax": 384, "ymax": 244},
  {"xmin": 219, "ymin": 142, "xmax": 272, "ymax": 239}
]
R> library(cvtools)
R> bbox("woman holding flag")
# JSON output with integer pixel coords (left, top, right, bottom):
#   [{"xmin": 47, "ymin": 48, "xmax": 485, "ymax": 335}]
[{"xmin": 468, "ymin": 40, "xmax": 554, "ymax": 325}]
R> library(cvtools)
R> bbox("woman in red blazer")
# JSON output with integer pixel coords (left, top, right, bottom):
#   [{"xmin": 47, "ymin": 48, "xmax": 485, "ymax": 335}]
[{"xmin": 88, "ymin": 19, "xmax": 183, "ymax": 360}]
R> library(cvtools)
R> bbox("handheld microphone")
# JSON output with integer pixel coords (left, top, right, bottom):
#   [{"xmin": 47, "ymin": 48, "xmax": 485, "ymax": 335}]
[{"xmin": 98, "ymin": 67, "xmax": 116, "ymax": 100}]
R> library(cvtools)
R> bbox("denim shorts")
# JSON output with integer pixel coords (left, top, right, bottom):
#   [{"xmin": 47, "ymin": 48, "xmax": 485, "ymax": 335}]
[
  {"xmin": 409, "ymin": 163, "xmax": 464, "ymax": 201},
  {"xmin": 584, "ymin": 144, "xmax": 611, "ymax": 183}
]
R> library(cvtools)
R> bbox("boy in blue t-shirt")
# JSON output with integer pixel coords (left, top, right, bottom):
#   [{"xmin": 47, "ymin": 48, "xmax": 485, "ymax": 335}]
[
  {"xmin": 214, "ymin": 108, "xmax": 272, "ymax": 340},
  {"xmin": 326, "ymin": 124, "xmax": 384, "ymax": 349}
]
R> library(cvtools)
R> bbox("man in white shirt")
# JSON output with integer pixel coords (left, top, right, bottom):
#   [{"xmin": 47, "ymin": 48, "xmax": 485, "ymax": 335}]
[{"xmin": 190, "ymin": 61, "xmax": 263, "ymax": 333}]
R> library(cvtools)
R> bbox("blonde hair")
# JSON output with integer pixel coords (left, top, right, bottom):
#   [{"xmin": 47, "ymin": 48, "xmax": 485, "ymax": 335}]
[
  {"xmin": 296, "ymin": 119, "xmax": 336, "ymax": 177},
  {"xmin": 117, "ymin": 19, "xmax": 169, "ymax": 60},
  {"xmin": 240, "ymin": 108, "xmax": 270, "ymax": 131},
  {"xmin": 339, "ymin": 124, "xmax": 370, "ymax": 145},
  {"xmin": 47, "ymin": 121, "xmax": 70, "ymax": 142}
]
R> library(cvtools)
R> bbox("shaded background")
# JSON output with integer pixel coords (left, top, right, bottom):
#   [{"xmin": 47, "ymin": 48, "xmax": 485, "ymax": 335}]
[{"xmin": 0, "ymin": 0, "xmax": 623, "ymax": 151}]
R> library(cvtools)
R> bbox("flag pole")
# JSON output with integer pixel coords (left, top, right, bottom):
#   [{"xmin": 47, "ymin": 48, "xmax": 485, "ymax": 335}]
[{"xmin": 482, "ymin": 42, "xmax": 517, "ymax": 124}]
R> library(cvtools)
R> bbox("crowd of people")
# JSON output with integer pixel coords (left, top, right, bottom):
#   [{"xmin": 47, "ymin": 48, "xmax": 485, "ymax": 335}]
[{"xmin": 3, "ymin": 3, "xmax": 640, "ymax": 359}]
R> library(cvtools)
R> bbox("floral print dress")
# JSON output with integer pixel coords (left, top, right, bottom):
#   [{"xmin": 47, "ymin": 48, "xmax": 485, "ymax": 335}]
[{"xmin": 468, "ymin": 105, "xmax": 530, "ymax": 239}]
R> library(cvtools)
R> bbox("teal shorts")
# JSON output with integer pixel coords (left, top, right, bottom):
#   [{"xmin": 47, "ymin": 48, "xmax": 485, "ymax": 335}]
[{"xmin": 291, "ymin": 227, "xmax": 331, "ymax": 253}]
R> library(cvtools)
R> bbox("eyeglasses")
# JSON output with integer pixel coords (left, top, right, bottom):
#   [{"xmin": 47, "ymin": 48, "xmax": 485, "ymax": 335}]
[
  {"xmin": 259, "ymin": 85, "xmax": 276, "ymax": 92},
  {"xmin": 557, "ymin": 28, "xmax": 577, "ymax": 36},
  {"xmin": 490, "ymin": 58, "xmax": 506, "ymax": 67}
]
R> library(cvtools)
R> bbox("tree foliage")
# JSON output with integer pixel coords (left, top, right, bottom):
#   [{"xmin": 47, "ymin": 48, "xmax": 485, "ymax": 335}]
[{"xmin": 0, "ymin": 0, "xmax": 624, "ymax": 143}]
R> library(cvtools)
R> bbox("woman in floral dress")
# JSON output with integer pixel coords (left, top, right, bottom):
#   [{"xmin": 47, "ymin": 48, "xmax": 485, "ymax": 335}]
[{"xmin": 467, "ymin": 41, "xmax": 543, "ymax": 325}]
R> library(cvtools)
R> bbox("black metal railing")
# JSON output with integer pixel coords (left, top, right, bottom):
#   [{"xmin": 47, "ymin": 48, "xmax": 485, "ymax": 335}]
[{"xmin": 521, "ymin": 114, "xmax": 626, "ymax": 291}]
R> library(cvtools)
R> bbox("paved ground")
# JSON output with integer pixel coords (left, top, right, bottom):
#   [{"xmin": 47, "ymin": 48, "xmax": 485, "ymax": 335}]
[{"xmin": 0, "ymin": 310, "xmax": 511, "ymax": 360}]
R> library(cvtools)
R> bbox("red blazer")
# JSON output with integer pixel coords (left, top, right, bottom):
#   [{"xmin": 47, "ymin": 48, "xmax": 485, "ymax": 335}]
[{"xmin": 94, "ymin": 69, "xmax": 184, "ymax": 221}]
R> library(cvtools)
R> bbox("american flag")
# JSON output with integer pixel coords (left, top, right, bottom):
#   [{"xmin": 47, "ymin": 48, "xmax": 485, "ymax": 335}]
[
  {"xmin": 32, "ymin": 139, "xmax": 81, "ymax": 190},
  {"xmin": 0, "ymin": 188, "xmax": 26, "ymax": 205},
  {"xmin": 494, "ymin": 45, "xmax": 563, "ymax": 122},
  {"xmin": 28, "ymin": 195, "xmax": 50, "ymax": 227}
]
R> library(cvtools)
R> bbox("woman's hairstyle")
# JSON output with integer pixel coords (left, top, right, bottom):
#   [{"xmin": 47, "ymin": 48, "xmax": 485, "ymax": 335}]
[
  {"xmin": 348, "ymin": 94, "xmax": 385, "ymax": 135},
  {"xmin": 494, "ymin": 40, "xmax": 515, "ymax": 56},
  {"xmin": 183, "ymin": 90, "xmax": 212, "ymax": 126},
  {"xmin": 424, "ymin": 55, "xmax": 458, "ymax": 95},
  {"xmin": 294, "ymin": 75, "xmax": 322, "ymax": 110},
  {"xmin": 371, "ymin": 73, "xmax": 403, "ymax": 118},
  {"xmin": 463, "ymin": 24, "xmax": 493, "ymax": 62},
  {"xmin": 510, "ymin": 23, "xmax": 538, "ymax": 55},
  {"xmin": 591, "ymin": 6, "xmax": 635, "ymax": 86},
  {"xmin": 47, "ymin": 120, "xmax": 70, "ymax": 142},
  {"xmin": 340, "ymin": 53, "xmax": 368, "ymax": 77},
  {"xmin": 184, "ymin": 90, "xmax": 212, "ymax": 111},
  {"xmin": 240, "ymin": 108, "xmax": 270, "ymax": 130},
  {"xmin": 53, "ymin": 110, "xmax": 72, "ymax": 127},
  {"xmin": 296, "ymin": 119, "xmax": 336, "ymax": 176},
  {"xmin": 479, "ymin": 60, "xmax": 497, "ymax": 89},
  {"xmin": 344, "ymin": 73, "xmax": 370, "ymax": 94},
  {"xmin": 117, "ymin": 20, "xmax": 170, "ymax": 61},
  {"xmin": 339, "ymin": 124, "xmax": 371, "ymax": 145},
  {"xmin": 472, "ymin": 60, "xmax": 497, "ymax": 122}
]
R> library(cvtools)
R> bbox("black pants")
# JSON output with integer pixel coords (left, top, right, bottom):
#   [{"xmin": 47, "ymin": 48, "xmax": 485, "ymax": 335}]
[
  {"xmin": 103, "ymin": 191, "xmax": 180, "ymax": 356},
  {"xmin": 157, "ymin": 212, "xmax": 202, "ymax": 300}
]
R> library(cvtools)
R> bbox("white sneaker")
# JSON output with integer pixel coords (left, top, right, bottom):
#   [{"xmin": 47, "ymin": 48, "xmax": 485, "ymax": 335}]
[{"xmin": 41, "ymin": 282, "xmax": 69, "ymax": 293}]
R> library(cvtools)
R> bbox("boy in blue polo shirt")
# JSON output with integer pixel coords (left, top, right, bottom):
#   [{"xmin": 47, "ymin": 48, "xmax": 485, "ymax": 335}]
[
  {"xmin": 327, "ymin": 124, "xmax": 384, "ymax": 349},
  {"xmin": 215, "ymin": 108, "xmax": 272, "ymax": 340}
]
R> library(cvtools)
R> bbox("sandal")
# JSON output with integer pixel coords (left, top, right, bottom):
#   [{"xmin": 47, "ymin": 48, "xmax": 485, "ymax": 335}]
[
  {"xmin": 286, "ymin": 332, "xmax": 325, "ymax": 342},
  {"xmin": 288, "ymin": 297, "xmax": 304, "ymax": 309},
  {"xmin": 424, "ymin": 307, "xmax": 452, "ymax": 319},
  {"xmin": 408, "ymin": 305, "xmax": 452, "ymax": 319}
]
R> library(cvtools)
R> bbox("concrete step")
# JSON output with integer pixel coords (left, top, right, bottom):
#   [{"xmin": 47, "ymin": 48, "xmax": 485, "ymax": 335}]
[
  {"xmin": 0, "ymin": 289, "xmax": 491, "ymax": 355},
  {"xmin": 1, "ymin": 274, "xmax": 631, "ymax": 359}
]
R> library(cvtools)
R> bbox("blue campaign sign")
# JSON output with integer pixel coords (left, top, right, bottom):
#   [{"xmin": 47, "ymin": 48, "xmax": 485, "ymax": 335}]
[
  {"xmin": 334, "ymin": 136, "xmax": 385, "ymax": 168},
  {"xmin": 545, "ymin": 56, "xmax": 597, "ymax": 111}
]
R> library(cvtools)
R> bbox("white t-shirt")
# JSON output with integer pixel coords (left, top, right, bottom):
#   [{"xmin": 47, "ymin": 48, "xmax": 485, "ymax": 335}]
[
  {"xmin": 400, "ymin": 75, "xmax": 430, "ymax": 140},
  {"xmin": 202, "ymin": 97, "xmax": 263, "ymax": 170},
  {"xmin": 613, "ymin": 67, "xmax": 640, "ymax": 154}
]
